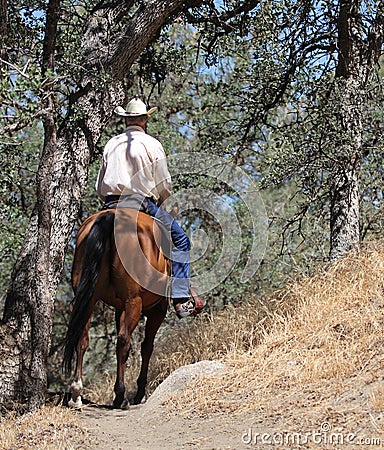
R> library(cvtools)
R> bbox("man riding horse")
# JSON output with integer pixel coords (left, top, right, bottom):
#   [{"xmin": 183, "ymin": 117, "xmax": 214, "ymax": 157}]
[{"xmin": 95, "ymin": 97, "xmax": 204, "ymax": 318}]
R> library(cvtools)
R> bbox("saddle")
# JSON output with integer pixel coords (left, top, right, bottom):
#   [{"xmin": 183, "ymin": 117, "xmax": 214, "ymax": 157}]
[{"xmin": 103, "ymin": 193, "xmax": 149, "ymax": 212}]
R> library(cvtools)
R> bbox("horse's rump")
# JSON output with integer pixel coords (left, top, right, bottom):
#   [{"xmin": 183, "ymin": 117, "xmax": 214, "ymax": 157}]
[{"xmin": 72, "ymin": 208, "xmax": 169, "ymax": 309}]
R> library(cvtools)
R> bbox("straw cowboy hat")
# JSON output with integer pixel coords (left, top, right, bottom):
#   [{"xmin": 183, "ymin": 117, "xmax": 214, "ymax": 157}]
[{"xmin": 114, "ymin": 97, "xmax": 157, "ymax": 117}]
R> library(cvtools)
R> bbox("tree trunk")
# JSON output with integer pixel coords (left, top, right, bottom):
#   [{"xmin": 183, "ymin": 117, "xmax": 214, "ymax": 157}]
[
  {"xmin": 0, "ymin": 0, "xmax": 61, "ymax": 411},
  {"xmin": 0, "ymin": 0, "xmax": 195, "ymax": 411},
  {"xmin": 329, "ymin": 0, "xmax": 384, "ymax": 261},
  {"xmin": 30, "ymin": 0, "xmax": 60, "ymax": 410},
  {"xmin": 329, "ymin": 78, "xmax": 364, "ymax": 261},
  {"xmin": 0, "ymin": 0, "xmax": 7, "ymax": 59}
]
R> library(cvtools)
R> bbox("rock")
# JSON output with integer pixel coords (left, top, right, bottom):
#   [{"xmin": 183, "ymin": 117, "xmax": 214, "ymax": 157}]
[{"xmin": 146, "ymin": 360, "xmax": 225, "ymax": 407}]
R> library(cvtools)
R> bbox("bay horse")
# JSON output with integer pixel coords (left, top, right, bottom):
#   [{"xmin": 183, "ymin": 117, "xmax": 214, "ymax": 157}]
[{"xmin": 63, "ymin": 207, "xmax": 170, "ymax": 408}]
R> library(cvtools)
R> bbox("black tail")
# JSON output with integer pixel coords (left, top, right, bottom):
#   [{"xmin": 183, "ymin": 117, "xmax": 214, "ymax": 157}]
[{"xmin": 63, "ymin": 211, "xmax": 115, "ymax": 376}]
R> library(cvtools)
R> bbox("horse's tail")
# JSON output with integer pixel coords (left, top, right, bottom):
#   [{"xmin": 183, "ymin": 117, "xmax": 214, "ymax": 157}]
[{"xmin": 63, "ymin": 211, "xmax": 115, "ymax": 376}]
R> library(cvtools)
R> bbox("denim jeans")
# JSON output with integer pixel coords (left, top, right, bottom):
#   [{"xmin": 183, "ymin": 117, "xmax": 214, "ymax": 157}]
[{"xmin": 146, "ymin": 198, "xmax": 190, "ymax": 299}]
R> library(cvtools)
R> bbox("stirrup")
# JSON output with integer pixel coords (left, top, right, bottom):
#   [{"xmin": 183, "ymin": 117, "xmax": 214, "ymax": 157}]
[{"xmin": 174, "ymin": 300, "xmax": 195, "ymax": 319}]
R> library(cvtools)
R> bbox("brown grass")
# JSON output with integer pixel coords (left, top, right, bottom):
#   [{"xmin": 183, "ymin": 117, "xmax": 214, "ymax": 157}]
[
  {"xmin": 370, "ymin": 384, "xmax": 384, "ymax": 412},
  {"xmin": 82, "ymin": 371, "xmax": 116, "ymax": 406},
  {"xmin": 0, "ymin": 406, "xmax": 92, "ymax": 450},
  {"xmin": 166, "ymin": 242, "xmax": 384, "ymax": 415},
  {"xmin": 146, "ymin": 294, "xmax": 281, "ymax": 394}
]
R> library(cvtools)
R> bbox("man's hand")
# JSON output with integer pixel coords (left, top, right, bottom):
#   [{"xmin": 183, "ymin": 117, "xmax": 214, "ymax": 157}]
[{"xmin": 170, "ymin": 203, "xmax": 179, "ymax": 217}]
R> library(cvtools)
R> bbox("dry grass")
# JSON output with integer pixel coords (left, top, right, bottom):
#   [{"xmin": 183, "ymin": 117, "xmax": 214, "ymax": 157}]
[
  {"xmin": 146, "ymin": 294, "xmax": 281, "ymax": 394},
  {"xmin": 84, "ymin": 242, "xmax": 384, "ymax": 416},
  {"xmin": 82, "ymin": 371, "xmax": 116, "ymax": 406},
  {"xmin": 370, "ymin": 384, "xmax": 384, "ymax": 412},
  {"xmin": 167, "ymin": 242, "xmax": 384, "ymax": 415},
  {"xmin": 0, "ymin": 406, "xmax": 92, "ymax": 450}
]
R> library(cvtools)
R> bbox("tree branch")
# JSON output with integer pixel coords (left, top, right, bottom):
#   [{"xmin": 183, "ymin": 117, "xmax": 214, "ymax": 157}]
[{"xmin": 366, "ymin": 1, "xmax": 384, "ymax": 68}]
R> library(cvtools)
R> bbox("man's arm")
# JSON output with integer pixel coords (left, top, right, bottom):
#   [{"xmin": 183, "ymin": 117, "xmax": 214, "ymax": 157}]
[{"xmin": 154, "ymin": 156, "xmax": 172, "ymax": 205}]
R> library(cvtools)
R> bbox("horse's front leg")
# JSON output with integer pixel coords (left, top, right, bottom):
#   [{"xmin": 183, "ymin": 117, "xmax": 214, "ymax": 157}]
[
  {"xmin": 68, "ymin": 318, "xmax": 91, "ymax": 408},
  {"xmin": 134, "ymin": 300, "xmax": 167, "ymax": 405},
  {"xmin": 113, "ymin": 308, "xmax": 127, "ymax": 408},
  {"xmin": 113, "ymin": 298, "xmax": 141, "ymax": 409}
]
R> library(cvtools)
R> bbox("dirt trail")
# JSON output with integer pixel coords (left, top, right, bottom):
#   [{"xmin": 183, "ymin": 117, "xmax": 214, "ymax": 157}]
[
  {"xmin": 79, "ymin": 361, "xmax": 251, "ymax": 450},
  {"xmin": 81, "ymin": 403, "xmax": 252, "ymax": 450},
  {"xmin": 80, "ymin": 389, "xmax": 384, "ymax": 450}
]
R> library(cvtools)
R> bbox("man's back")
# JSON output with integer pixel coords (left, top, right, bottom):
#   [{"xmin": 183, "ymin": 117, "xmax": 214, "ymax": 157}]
[{"xmin": 95, "ymin": 125, "xmax": 171, "ymax": 202}]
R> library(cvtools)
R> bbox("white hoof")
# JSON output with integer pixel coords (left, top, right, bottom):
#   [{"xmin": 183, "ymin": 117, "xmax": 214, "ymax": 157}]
[{"xmin": 68, "ymin": 396, "xmax": 83, "ymax": 409}]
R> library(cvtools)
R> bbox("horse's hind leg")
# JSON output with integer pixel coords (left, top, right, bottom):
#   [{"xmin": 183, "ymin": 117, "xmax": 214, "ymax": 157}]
[
  {"xmin": 134, "ymin": 301, "xmax": 167, "ymax": 405},
  {"xmin": 113, "ymin": 297, "xmax": 141, "ymax": 409},
  {"xmin": 68, "ymin": 318, "xmax": 91, "ymax": 408},
  {"xmin": 113, "ymin": 308, "xmax": 125, "ymax": 408}
]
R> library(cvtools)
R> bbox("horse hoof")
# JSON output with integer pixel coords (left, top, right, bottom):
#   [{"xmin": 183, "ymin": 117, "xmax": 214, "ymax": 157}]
[
  {"xmin": 113, "ymin": 396, "xmax": 128, "ymax": 409},
  {"xmin": 121, "ymin": 399, "xmax": 130, "ymax": 410},
  {"xmin": 68, "ymin": 396, "xmax": 83, "ymax": 409},
  {"xmin": 133, "ymin": 394, "xmax": 145, "ymax": 405}
]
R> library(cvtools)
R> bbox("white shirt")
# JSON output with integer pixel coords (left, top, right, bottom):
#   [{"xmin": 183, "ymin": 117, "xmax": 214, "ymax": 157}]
[{"xmin": 95, "ymin": 125, "xmax": 172, "ymax": 202}]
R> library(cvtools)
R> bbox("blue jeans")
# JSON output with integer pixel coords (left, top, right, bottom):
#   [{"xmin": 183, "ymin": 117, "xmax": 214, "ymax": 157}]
[{"xmin": 146, "ymin": 198, "xmax": 190, "ymax": 299}]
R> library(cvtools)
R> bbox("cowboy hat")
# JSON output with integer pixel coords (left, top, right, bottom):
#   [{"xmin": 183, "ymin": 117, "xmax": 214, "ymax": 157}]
[{"xmin": 114, "ymin": 98, "xmax": 157, "ymax": 117}]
